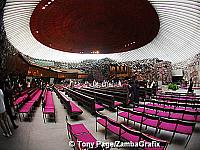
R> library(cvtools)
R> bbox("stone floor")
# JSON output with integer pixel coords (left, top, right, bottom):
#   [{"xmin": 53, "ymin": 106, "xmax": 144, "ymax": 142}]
[{"xmin": 0, "ymin": 89, "xmax": 200, "ymax": 150}]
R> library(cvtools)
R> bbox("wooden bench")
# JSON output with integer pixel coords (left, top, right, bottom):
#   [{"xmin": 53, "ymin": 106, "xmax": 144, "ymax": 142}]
[
  {"xmin": 66, "ymin": 116, "xmax": 100, "ymax": 149},
  {"xmin": 58, "ymin": 91, "xmax": 83, "ymax": 116},
  {"xmin": 85, "ymin": 87, "xmax": 129, "ymax": 105},
  {"xmin": 43, "ymin": 91, "xmax": 56, "ymax": 123},
  {"xmin": 18, "ymin": 89, "xmax": 42, "ymax": 121},
  {"xmin": 14, "ymin": 88, "xmax": 38, "ymax": 109},
  {"xmin": 74, "ymin": 88, "xmax": 122, "ymax": 111},
  {"xmin": 55, "ymin": 89, "xmax": 83, "ymax": 117},
  {"xmin": 64, "ymin": 88, "xmax": 104, "ymax": 114}
]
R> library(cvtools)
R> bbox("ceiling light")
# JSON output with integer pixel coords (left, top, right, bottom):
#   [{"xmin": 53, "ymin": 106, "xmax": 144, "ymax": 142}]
[
  {"xmin": 42, "ymin": 7, "xmax": 45, "ymax": 10},
  {"xmin": 45, "ymin": 4, "xmax": 48, "ymax": 7},
  {"xmin": 48, "ymin": 2, "xmax": 51, "ymax": 4},
  {"xmin": 36, "ymin": 30, "xmax": 39, "ymax": 33},
  {"xmin": 51, "ymin": 0, "xmax": 54, "ymax": 1}
]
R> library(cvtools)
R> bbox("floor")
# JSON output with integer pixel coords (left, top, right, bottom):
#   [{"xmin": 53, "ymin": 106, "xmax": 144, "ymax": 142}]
[{"xmin": 0, "ymin": 89, "xmax": 200, "ymax": 150}]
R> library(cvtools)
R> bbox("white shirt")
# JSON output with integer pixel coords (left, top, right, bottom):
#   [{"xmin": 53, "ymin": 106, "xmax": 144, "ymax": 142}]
[
  {"xmin": 0, "ymin": 89, "xmax": 6, "ymax": 113},
  {"xmin": 27, "ymin": 82, "xmax": 31, "ymax": 88}
]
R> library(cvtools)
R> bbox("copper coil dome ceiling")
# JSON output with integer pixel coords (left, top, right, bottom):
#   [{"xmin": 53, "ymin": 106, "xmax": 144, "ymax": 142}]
[
  {"xmin": 30, "ymin": 0, "xmax": 160, "ymax": 54},
  {"xmin": 3, "ymin": 0, "xmax": 200, "ymax": 63}
]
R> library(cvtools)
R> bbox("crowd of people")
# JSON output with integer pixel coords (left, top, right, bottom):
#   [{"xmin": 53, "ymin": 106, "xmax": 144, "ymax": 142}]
[
  {"xmin": 0, "ymin": 79, "xmax": 19, "ymax": 137},
  {"xmin": 0, "ymin": 75, "xmax": 49, "ymax": 137}
]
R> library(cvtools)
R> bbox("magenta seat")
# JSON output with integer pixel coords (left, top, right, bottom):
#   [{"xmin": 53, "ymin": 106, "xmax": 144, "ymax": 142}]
[
  {"xmin": 31, "ymin": 90, "xmax": 42, "ymax": 101},
  {"xmin": 75, "ymin": 133, "xmax": 97, "ymax": 144},
  {"xmin": 157, "ymin": 111, "xmax": 169, "ymax": 117},
  {"xmin": 97, "ymin": 118, "xmax": 107, "ymax": 127},
  {"xmin": 14, "ymin": 94, "xmax": 28, "ymax": 105},
  {"xmin": 196, "ymin": 116, "xmax": 200, "ymax": 122},
  {"xmin": 145, "ymin": 109, "xmax": 157, "ymax": 115},
  {"xmin": 57, "ymin": 90, "xmax": 83, "ymax": 116},
  {"xmin": 118, "ymin": 111, "xmax": 129, "ymax": 119},
  {"xmin": 114, "ymin": 101, "xmax": 122, "ymax": 107},
  {"xmin": 95, "ymin": 104, "xmax": 104, "ymax": 111},
  {"xmin": 183, "ymin": 114, "xmax": 196, "ymax": 122},
  {"xmin": 129, "ymin": 114, "xmax": 142, "ymax": 123},
  {"xmin": 69, "ymin": 123, "xmax": 90, "ymax": 135},
  {"xmin": 121, "ymin": 132, "xmax": 140, "ymax": 142},
  {"xmin": 135, "ymin": 107, "xmax": 145, "ymax": 112},
  {"xmin": 170, "ymin": 113, "xmax": 183, "ymax": 119},
  {"xmin": 67, "ymin": 122, "xmax": 98, "ymax": 150},
  {"xmin": 73, "ymin": 133, "xmax": 98, "ymax": 150},
  {"xmin": 176, "ymin": 124, "xmax": 193, "ymax": 135},
  {"xmin": 158, "ymin": 122, "xmax": 176, "ymax": 132},
  {"xmin": 19, "ymin": 102, "xmax": 34, "ymax": 113},
  {"xmin": 107, "ymin": 124, "xmax": 122, "ymax": 135},
  {"xmin": 70, "ymin": 102, "xmax": 83, "ymax": 113},
  {"xmin": 120, "ymin": 125, "xmax": 141, "ymax": 143},
  {"xmin": 143, "ymin": 118, "xmax": 159, "ymax": 127}
]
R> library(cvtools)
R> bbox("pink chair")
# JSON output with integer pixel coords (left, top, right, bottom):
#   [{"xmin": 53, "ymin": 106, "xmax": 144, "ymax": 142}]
[{"xmin": 66, "ymin": 117, "xmax": 99, "ymax": 150}]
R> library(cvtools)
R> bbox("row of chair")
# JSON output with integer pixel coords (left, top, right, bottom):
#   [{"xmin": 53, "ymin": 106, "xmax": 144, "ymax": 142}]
[
  {"xmin": 144, "ymin": 98, "xmax": 200, "ymax": 111},
  {"xmin": 117, "ymin": 106, "xmax": 195, "ymax": 147},
  {"xmin": 14, "ymin": 88, "xmax": 33, "ymax": 99},
  {"xmin": 163, "ymin": 92, "xmax": 200, "ymax": 97},
  {"xmin": 139, "ymin": 103, "xmax": 200, "ymax": 122},
  {"xmin": 138, "ymin": 100, "xmax": 200, "ymax": 122},
  {"xmin": 13, "ymin": 88, "xmax": 37, "ymax": 107},
  {"xmin": 18, "ymin": 89, "xmax": 42, "ymax": 121},
  {"xmin": 73, "ymin": 88, "xmax": 122, "ymax": 110},
  {"xmin": 42, "ymin": 90, "xmax": 56, "ymax": 123},
  {"xmin": 55, "ymin": 88, "xmax": 83, "ymax": 117},
  {"xmin": 85, "ymin": 87, "xmax": 129, "ymax": 105},
  {"xmin": 155, "ymin": 94, "xmax": 200, "ymax": 102},
  {"xmin": 96, "ymin": 111, "xmax": 168, "ymax": 150},
  {"xmin": 64, "ymin": 87, "xmax": 104, "ymax": 115}
]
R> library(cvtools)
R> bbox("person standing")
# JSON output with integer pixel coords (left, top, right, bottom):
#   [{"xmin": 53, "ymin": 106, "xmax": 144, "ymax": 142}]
[
  {"xmin": 188, "ymin": 78, "xmax": 194, "ymax": 93},
  {"xmin": 0, "ymin": 86, "xmax": 12, "ymax": 137},
  {"xmin": 4, "ymin": 80, "xmax": 18, "ymax": 129},
  {"xmin": 129, "ymin": 77, "xmax": 140, "ymax": 107}
]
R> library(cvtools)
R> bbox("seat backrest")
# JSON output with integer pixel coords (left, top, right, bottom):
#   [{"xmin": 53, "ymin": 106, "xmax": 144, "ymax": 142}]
[
  {"xmin": 95, "ymin": 111, "xmax": 107, "ymax": 120},
  {"xmin": 160, "ymin": 117, "xmax": 177, "ymax": 124},
  {"xmin": 141, "ymin": 133, "xmax": 168, "ymax": 149},
  {"xmin": 117, "ymin": 106, "xmax": 128, "ymax": 113},
  {"xmin": 129, "ymin": 109, "xmax": 143, "ymax": 117},
  {"xmin": 177, "ymin": 119, "xmax": 196, "ymax": 128},
  {"xmin": 107, "ymin": 117, "xmax": 121, "ymax": 128},
  {"xmin": 120, "ymin": 124, "xmax": 141, "ymax": 140},
  {"xmin": 170, "ymin": 108, "xmax": 185, "ymax": 114},
  {"xmin": 143, "ymin": 113, "xmax": 159, "ymax": 121},
  {"xmin": 66, "ymin": 101, "xmax": 72, "ymax": 112}
]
